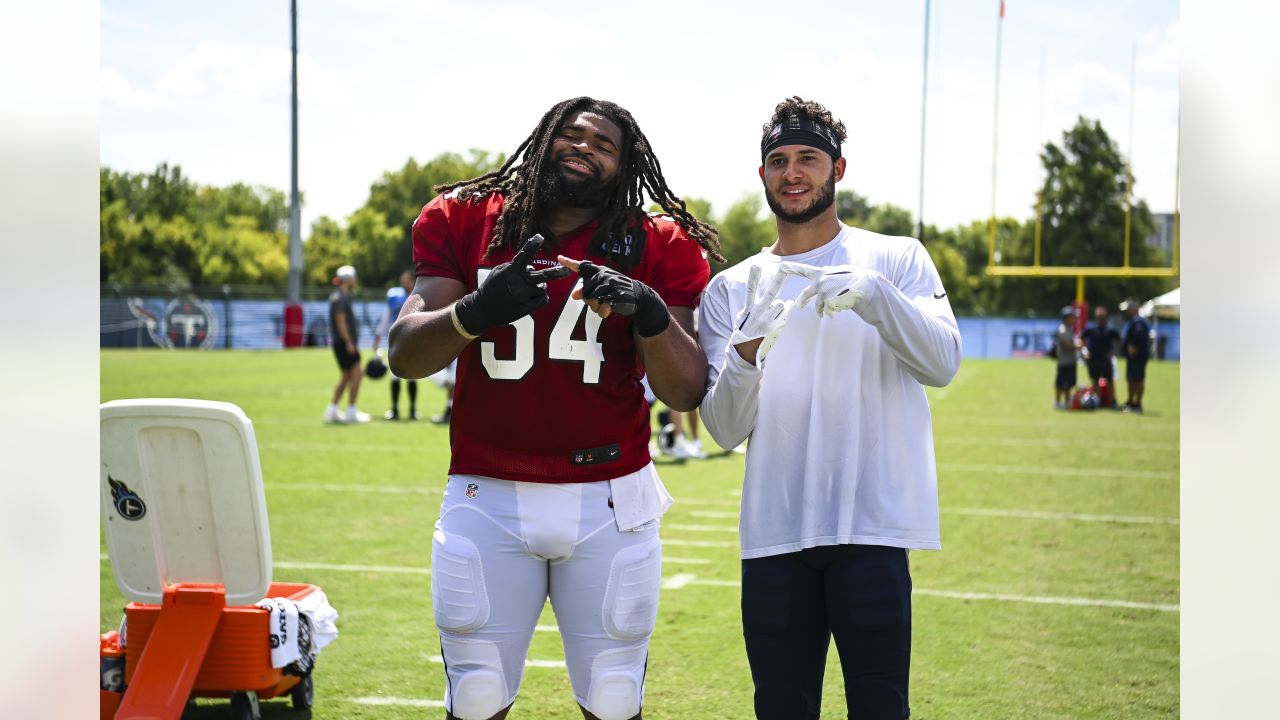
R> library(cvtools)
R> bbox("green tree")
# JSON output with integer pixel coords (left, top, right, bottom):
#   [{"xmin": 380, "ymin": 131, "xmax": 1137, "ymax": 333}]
[
  {"xmin": 859, "ymin": 203, "xmax": 915, "ymax": 238},
  {"xmin": 302, "ymin": 216, "xmax": 349, "ymax": 286},
  {"xmin": 715, "ymin": 195, "xmax": 775, "ymax": 273},
  {"xmin": 101, "ymin": 165, "xmax": 293, "ymax": 287},
  {"xmin": 835, "ymin": 189, "xmax": 871, "ymax": 226},
  {"xmin": 197, "ymin": 215, "xmax": 289, "ymax": 286},
  {"xmin": 192, "ymin": 183, "xmax": 289, "ymax": 234},
  {"xmin": 360, "ymin": 151, "xmax": 504, "ymax": 283},
  {"xmin": 1020, "ymin": 116, "xmax": 1175, "ymax": 313}
]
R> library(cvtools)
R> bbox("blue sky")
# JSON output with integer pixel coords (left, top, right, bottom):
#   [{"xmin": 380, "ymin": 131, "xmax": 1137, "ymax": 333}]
[{"xmin": 100, "ymin": 0, "xmax": 1180, "ymax": 236}]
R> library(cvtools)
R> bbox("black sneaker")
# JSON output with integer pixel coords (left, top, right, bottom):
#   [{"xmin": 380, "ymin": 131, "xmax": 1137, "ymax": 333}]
[
  {"xmin": 384, "ymin": 409, "xmax": 399, "ymax": 421},
  {"xmin": 408, "ymin": 408, "xmax": 420, "ymax": 421},
  {"xmin": 431, "ymin": 408, "xmax": 451, "ymax": 424}
]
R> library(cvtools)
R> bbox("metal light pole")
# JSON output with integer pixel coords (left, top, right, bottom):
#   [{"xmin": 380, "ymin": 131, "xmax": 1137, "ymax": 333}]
[
  {"xmin": 284, "ymin": 0, "xmax": 304, "ymax": 346},
  {"xmin": 988, "ymin": 0, "xmax": 1004, "ymax": 263},
  {"xmin": 288, "ymin": 0, "xmax": 301, "ymax": 302},
  {"xmin": 916, "ymin": 0, "xmax": 931, "ymax": 242}
]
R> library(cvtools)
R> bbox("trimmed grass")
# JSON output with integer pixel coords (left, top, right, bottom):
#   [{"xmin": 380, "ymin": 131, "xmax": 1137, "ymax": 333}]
[{"xmin": 101, "ymin": 350, "xmax": 1178, "ymax": 718}]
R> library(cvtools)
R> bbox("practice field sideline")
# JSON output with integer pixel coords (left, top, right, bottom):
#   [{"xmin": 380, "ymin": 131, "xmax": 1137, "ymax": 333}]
[{"xmin": 101, "ymin": 350, "xmax": 1179, "ymax": 718}]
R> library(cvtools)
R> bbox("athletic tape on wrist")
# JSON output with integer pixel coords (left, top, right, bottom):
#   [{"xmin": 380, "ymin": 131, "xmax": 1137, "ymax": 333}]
[{"xmin": 450, "ymin": 303, "xmax": 480, "ymax": 340}]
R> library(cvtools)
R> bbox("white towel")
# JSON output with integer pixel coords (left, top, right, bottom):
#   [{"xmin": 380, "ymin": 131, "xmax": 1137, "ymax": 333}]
[
  {"xmin": 608, "ymin": 463, "xmax": 674, "ymax": 532},
  {"xmin": 256, "ymin": 597, "xmax": 302, "ymax": 668},
  {"xmin": 256, "ymin": 590, "xmax": 340, "ymax": 668},
  {"xmin": 296, "ymin": 588, "xmax": 340, "ymax": 651}
]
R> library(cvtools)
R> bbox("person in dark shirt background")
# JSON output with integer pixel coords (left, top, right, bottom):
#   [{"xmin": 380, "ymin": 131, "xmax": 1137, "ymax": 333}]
[
  {"xmin": 1119, "ymin": 297, "xmax": 1152, "ymax": 413},
  {"xmin": 1079, "ymin": 305, "xmax": 1121, "ymax": 409}
]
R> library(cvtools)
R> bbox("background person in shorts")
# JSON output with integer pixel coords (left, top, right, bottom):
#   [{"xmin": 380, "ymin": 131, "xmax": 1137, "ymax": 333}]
[
  {"xmin": 1120, "ymin": 297, "xmax": 1151, "ymax": 413},
  {"xmin": 324, "ymin": 264, "xmax": 370, "ymax": 423},
  {"xmin": 1053, "ymin": 305, "xmax": 1079, "ymax": 409}
]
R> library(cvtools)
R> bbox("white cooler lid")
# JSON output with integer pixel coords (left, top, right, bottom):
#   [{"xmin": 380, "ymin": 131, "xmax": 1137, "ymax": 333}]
[{"xmin": 101, "ymin": 399, "xmax": 272, "ymax": 605}]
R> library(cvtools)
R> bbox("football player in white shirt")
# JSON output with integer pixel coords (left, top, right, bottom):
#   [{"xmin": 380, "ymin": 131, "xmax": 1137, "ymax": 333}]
[{"xmin": 699, "ymin": 97, "xmax": 962, "ymax": 720}]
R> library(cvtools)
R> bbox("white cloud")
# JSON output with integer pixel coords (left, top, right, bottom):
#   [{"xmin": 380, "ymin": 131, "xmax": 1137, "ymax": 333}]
[
  {"xmin": 99, "ymin": 1, "xmax": 1182, "ymax": 235},
  {"xmin": 100, "ymin": 67, "xmax": 173, "ymax": 111},
  {"xmin": 154, "ymin": 42, "xmax": 351, "ymax": 105},
  {"xmin": 1138, "ymin": 18, "xmax": 1180, "ymax": 76}
]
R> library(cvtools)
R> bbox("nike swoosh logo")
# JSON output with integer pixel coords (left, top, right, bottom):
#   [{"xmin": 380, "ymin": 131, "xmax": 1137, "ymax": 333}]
[{"xmin": 933, "ymin": 291, "xmax": 947, "ymax": 299}]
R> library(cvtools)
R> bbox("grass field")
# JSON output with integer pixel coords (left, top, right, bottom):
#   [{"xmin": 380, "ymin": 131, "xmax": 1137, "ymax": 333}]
[{"xmin": 100, "ymin": 349, "xmax": 1179, "ymax": 719}]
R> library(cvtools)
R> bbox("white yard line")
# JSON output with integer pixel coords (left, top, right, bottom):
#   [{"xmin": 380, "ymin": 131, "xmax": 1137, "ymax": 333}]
[
  {"xmin": 934, "ymin": 414, "xmax": 1180, "ymax": 435},
  {"xmin": 655, "ymin": 575, "xmax": 1178, "ymax": 612},
  {"xmin": 99, "ymin": 555, "xmax": 1175, "ymax": 611},
  {"xmin": 689, "ymin": 497, "xmax": 740, "ymax": 507},
  {"xmin": 352, "ymin": 697, "xmax": 447, "ymax": 708},
  {"xmin": 937, "ymin": 435, "xmax": 1176, "ymax": 451},
  {"xmin": 939, "ymin": 463, "xmax": 1175, "ymax": 480},
  {"xmin": 264, "ymin": 442, "xmax": 416, "ymax": 453},
  {"xmin": 661, "ymin": 539, "xmax": 737, "ymax": 548},
  {"xmin": 912, "ymin": 588, "xmax": 1179, "ymax": 613},
  {"xmin": 929, "ymin": 365, "xmax": 979, "ymax": 403},
  {"xmin": 683, "ymin": 578, "xmax": 740, "ymax": 588},
  {"xmin": 273, "ymin": 560, "xmax": 431, "ymax": 575},
  {"xmin": 427, "ymin": 655, "xmax": 565, "ymax": 669},
  {"xmin": 689, "ymin": 508, "xmax": 1178, "ymax": 525},
  {"xmin": 661, "ymin": 573, "xmax": 698, "ymax": 589},
  {"xmin": 265, "ymin": 482, "xmax": 440, "ymax": 494},
  {"xmin": 100, "ymin": 557, "xmax": 708, "ymax": 573},
  {"xmin": 945, "ymin": 507, "xmax": 1179, "ymax": 525},
  {"xmin": 689, "ymin": 510, "xmax": 739, "ymax": 519}
]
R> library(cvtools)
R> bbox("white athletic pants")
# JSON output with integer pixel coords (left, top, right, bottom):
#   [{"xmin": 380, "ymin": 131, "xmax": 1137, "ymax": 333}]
[{"xmin": 431, "ymin": 471, "xmax": 664, "ymax": 720}]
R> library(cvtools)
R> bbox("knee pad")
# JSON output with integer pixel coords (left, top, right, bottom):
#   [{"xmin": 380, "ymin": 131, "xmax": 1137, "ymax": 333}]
[
  {"xmin": 443, "ymin": 639, "xmax": 508, "ymax": 720},
  {"xmin": 585, "ymin": 644, "xmax": 647, "ymax": 720},
  {"xmin": 602, "ymin": 538, "xmax": 661, "ymax": 640},
  {"xmin": 431, "ymin": 527, "xmax": 490, "ymax": 632}
]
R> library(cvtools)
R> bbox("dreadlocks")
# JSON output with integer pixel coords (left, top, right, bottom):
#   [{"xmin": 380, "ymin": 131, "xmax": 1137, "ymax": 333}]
[
  {"xmin": 761, "ymin": 96, "xmax": 849, "ymax": 144},
  {"xmin": 435, "ymin": 97, "xmax": 723, "ymax": 268}
]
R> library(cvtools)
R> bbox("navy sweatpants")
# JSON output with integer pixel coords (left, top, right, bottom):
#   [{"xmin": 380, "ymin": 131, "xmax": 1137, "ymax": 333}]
[{"xmin": 741, "ymin": 544, "xmax": 912, "ymax": 720}]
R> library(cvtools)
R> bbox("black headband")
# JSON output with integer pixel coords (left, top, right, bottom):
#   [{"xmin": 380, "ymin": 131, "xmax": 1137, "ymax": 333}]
[{"xmin": 761, "ymin": 114, "xmax": 842, "ymax": 161}]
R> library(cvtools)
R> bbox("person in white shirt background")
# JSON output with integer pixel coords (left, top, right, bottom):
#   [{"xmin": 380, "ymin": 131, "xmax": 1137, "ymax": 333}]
[{"xmin": 699, "ymin": 96, "xmax": 962, "ymax": 720}]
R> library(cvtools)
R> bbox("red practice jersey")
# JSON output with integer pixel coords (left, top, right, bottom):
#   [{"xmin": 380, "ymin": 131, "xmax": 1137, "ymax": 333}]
[{"xmin": 413, "ymin": 193, "xmax": 710, "ymax": 483}]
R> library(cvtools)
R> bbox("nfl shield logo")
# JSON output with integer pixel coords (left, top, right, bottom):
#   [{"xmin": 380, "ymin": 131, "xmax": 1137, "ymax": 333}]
[{"xmin": 465, "ymin": 482, "xmax": 478, "ymax": 499}]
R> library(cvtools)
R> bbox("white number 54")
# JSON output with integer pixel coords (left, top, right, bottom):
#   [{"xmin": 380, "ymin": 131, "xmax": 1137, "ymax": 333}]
[{"xmin": 476, "ymin": 269, "xmax": 604, "ymax": 384}]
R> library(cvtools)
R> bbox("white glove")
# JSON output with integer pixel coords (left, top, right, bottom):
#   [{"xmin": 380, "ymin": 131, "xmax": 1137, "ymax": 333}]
[
  {"xmin": 729, "ymin": 264, "xmax": 794, "ymax": 366},
  {"xmin": 778, "ymin": 262, "xmax": 876, "ymax": 316}
]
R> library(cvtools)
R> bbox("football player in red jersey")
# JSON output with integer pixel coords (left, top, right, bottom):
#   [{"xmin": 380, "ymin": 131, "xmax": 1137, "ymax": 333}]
[{"xmin": 389, "ymin": 97, "xmax": 722, "ymax": 720}]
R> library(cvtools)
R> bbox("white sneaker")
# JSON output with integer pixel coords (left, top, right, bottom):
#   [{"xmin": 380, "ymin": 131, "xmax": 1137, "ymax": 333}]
[
  {"xmin": 672, "ymin": 437, "xmax": 705, "ymax": 460},
  {"xmin": 648, "ymin": 441, "xmax": 659, "ymax": 459},
  {"xmin": 690, "ymin": 439, "xmax": 705, "ymax": 458},
  {"xmin": 323, "ymin": 405, "xmax": 343, "ymax": 424},
  {"xmin": 344, "ymin": 406, "xmax": 371, "ymax": 423}
]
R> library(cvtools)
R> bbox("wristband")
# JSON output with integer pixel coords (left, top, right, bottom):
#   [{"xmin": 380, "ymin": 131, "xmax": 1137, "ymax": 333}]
[{"xmin": 450, "ymin": 302, "xmax": 480, "ymax": 340}]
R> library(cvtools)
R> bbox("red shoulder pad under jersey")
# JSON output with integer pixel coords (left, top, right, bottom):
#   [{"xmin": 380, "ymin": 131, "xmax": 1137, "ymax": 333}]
[
  {"xmin": 412, "ymin": 193, "xmax": 506, "ymax": 282},
  {"xmin": 641, "ymin": 213, "xmax": 711, "ymax": 308}
]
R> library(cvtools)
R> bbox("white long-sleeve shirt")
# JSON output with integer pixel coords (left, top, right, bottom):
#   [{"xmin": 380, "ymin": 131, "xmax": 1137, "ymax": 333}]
[{"xmin": 699, "ymin": 224, "xmax": 961, "ymax": 558}]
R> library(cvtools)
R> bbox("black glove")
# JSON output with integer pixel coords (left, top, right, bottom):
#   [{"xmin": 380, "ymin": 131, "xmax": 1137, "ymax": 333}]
[
  {"xmin": 453, "ymin": 234, "xmax": 571, "ymax": 336},
  {"xmin": 577, "ymin": 261, "xmax": 670, "ymax": 338}
]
